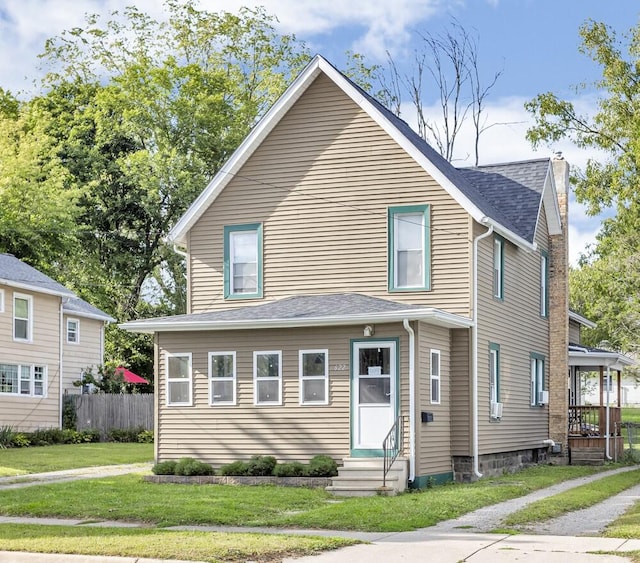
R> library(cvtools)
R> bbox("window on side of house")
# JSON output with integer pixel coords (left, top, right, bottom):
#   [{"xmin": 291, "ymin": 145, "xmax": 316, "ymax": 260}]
[
  {"xmin": 489, "ymin": 343, "xmax": 500, "ymax": 405},
  {"xmin": 0, "ymin": 289, "xmax": 4, "ymax": 313},
  {"xmin": 67, "ymin": 319, "xmax": 79, "ymax": 343},
  {"xmin": 388, "ymin": 205, "xmax": 430, "ymax": 291},
  {"xmin": 530, "ymin": 353, "xmax": 545, "ymax": 407},
  {"xmin": 540, "ymin": 251, "xmax": 549, "ymax": 317},
  {"xmin": 299, "ymin": 349, "xmax": 328, "ymax": 405},
  {"xmin": 0, "ymin": 363, "xmax": 46, "ymax": 397},
  {"xmin": 254, "ymin": 351, "xmax": 282, "ymax": 405},
  {"xmin": 13, "ymin": 293, "xmax": 32, "ymax": 342},
  {"xmin": 209, "ymin": 351, "xmax": 236, "ymax": 405},
  {"xmin": 224, "ymin": 223, "xmax": 263, "ymax": 299},
  {"xmin": 493, "ymin": 236, "xmax": 504, "ymax": 300},
  {"xmin": 430, "ymin": 349, "xmax": 441, "ymax": 404},
  {"xmin": 166, "ymin": 352, "xmax": 192, "ymax": 406}
]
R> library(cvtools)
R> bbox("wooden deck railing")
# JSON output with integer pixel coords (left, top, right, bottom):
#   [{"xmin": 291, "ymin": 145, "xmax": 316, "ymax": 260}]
[{"xmin": 568, "ymin": 405, "xmax": 621, "ymax": 437}]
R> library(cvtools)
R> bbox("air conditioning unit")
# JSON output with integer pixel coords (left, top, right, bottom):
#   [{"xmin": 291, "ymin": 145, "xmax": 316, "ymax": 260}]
[
  {"xmin": 490, "ymin": 401, "xmax": 503, "ymax": 419},
  {"xmin": 538, "ymin": 390, "xmax": 549, "ymax": 405}
]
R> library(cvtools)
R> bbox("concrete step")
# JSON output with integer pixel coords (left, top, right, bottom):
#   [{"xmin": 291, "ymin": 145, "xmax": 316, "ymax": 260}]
[
  {"xmin": 329, "ymin": 475, "xmax": 399, "ymax": 489},
  {"xmin": 325, "ymin": 484, "xmax": 398, "ymax": 497},
  {"xmin": 335, "ymin": 466, "xmax": 406, "ymax": 479},
  {"xmin": 341, "ymin": 456, "xmax": 408, "ymax": 469},
  {"xmin": 326, "ymin": 457, "xmax": 408, "ymax": 497}
]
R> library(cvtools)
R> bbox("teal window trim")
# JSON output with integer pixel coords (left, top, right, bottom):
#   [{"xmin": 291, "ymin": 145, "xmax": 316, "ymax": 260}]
[
  {"xmin": 489, "ymin": 343, "xmax": 500, "ymax": 404},
  {"xmin": 493, "ymin": 235, "xmax": 504, "ymax": 301},
  {"xmin": 223, "ymin": 223, "xmax": 263, "ymax": 300},
  {"xmin": 540, "ymin": 250, "xmax": 549, "ymax": 318},
  {"xmin": 388, "ymin": 204, "xmax": 431, "ymax": 292},
  {"xmin": 530, "ymin": 352, "xmax": 545, "ymax": 407}
]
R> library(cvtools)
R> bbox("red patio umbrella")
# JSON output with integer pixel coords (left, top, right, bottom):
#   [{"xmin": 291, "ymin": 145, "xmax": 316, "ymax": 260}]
[{"xmin": 115, "ymin": 366, "xmax": 148, "ymax": 384}]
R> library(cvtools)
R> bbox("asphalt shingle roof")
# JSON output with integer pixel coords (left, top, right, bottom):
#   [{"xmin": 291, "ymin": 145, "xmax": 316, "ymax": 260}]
[
  {"xmin": 0, "ymin": 253, "xmax": 75, "ymax": 296},
  {"xmin": 63, "ymin": 297, "xmax": 115, "ymax": 322}
]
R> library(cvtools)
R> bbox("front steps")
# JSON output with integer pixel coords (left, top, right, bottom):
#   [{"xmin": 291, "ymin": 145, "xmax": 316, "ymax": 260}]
[{"xmin": 326, "ymin": 456, "xmax": 408, "ymax": 497}]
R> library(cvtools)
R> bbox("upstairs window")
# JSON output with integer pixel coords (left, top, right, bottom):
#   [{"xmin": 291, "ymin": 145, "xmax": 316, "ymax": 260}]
[
  {"xmin": 166, "ymin": 352, "xmax": 192, "ymax": 406},
  {"xmin": 540, "ymin": 251, "xmax": 549, "ymax": 317},
  {"xmin": 388, "ymin": 205, "xmax": 430, "ymax": 291},
  {"xmin": 224, "ymin": 223, "xmax": 263, "ymax": 299},
  {"xmin": 299, "ymin": 350, "xmax": 328, "ymax": 405},
  {"xmin": 430, "ymin": 349, "xmax": 441, "ymax": 404},
  {"xmin": 13, "ymin": 294, "xmax": 32, "ymax": 342},
  {"xmin": 209, "ymin": 352, "xmax": 236, "ymax": 405},
  {"xmin": 493, "ymin": 236, "xmax": 504, "ymax": 300},
  {"xmin": 67, "ymin": 319, "xmax": 79, "ymax": 343},
  {"xmin": 254, "ymin": 351, "xmax": 282, "ymax": 405}
]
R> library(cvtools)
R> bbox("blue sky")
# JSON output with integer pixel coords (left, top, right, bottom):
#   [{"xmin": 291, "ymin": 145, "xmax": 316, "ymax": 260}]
[{"xmin": 1, "ymin": 0, "xmax": 637, "ymax": 264}]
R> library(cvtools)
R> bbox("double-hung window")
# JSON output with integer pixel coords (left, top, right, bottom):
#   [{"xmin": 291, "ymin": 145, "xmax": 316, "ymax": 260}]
[
  {"xmin": 530, "ymin": 353, "xmax": 545, "ymax": 406},
  {"xmin": 430, "ymin": 349, "xmax": 441, "ymax": 404},
  {"xmin": 224, "ymin": 223, "xmax": 263, "ymax": 299},
  {"xmin": 166, "ymin": 352, "xmax": 192, "ymax": 406},
  {"xmin": 388, "ymin": 205, "xmax": 430, "ymax": 291},
  {"xmin": 13, "ymin": 293, "xmax": 32, "ymax": 342},
  {"xmin": 254, "ymin": 351, "xmax": 282, "ymax": 405},
  {"xmin": 209, "ymin": 352, "xmax": 236, "ymax": 405},
  {"xmin": 299, "ymin": 349, "xmax": 328, "ymax": 405},
  {"xmin": 489, "ymin": 343, "xmax": 500, "ymax": 405},
  {"xmin": 0, "ymin": 363, "xmax": 46, "ymax": 397},
  {"xmin": 540, "ymin": 251, "xmax": 549, "ymax": 317},
  {"xmin": 67, "ymin": 319, "xmax": 79, "ymax": 343},
  {"xmin": 493, "ymin": 236, "xmax": 504, "ymax": 300}
]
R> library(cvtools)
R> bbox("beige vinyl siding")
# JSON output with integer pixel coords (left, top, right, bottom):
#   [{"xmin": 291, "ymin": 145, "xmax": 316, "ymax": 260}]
[
  {"xmin": 415, "ymin": 322, "xmax": 453, "ymax": 477},
  {"xmin": 62, "ymin": 316, "xmax": 104, "ymax": 394},
  {"xmin": 0, "ymin": 286, "xmax": 61, "ymax": 431},
  {"xmin": 188, "ymin": 73, "xmax": 471, "ymax": 316},
  {"xmin": 450, "ymin": 328, "xmax": 471, "ymax": 455},
  {"xmin": 569, "ymin": 319, "xmax": 581, "ymax": 344},
  {"xmin": 475, "ymin": 207, "xmax": 551, "ymax": 455},
  {"xmin": 156, "ymin": 323, "xmax": 409, "ymax": 466}
]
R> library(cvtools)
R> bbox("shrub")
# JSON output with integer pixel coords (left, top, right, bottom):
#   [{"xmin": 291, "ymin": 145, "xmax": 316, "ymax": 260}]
[
  {"xmin": 62, "ymin": 429, "xmax": 83, "ymax": 444},
  {"xmin": 80, "ymin": 429, "xmax": 101, "ymax": 443},
  {"xmin": 307, "ymin": 455, "xmax": 338, "ymax": 477},
  {"xmin": 11, "ymin": 433, "xmax": 30, "ymax": 448},
  {"xmin": 152, "ymin": 460, "xmax": 177, "ymax": 475},
  {"xmin": 174, "ymin": 457, "xmax": 214, "ymax": 476},
  {"xmin": 62, "ymin": 396, "xmax": 77, "ymax": 430},
  {"xmin": 27, "ymin": 428, "xmax": 66, "ymax": 446},
  {"xmin": 0, "ymin": 426, "xmax": 16, "ymax": 449},
  {"xmin": 137, "ymin": 430, "xmax": 154, "ymax": 443},
  {"xmin": 273, "ymin": 461, "xmax": 307, "ymax": 477},
  {"xmin": 247, "ymin": 455, "xmax": 277, "ymax": 476},
  {"xmin": 108, "ymin": 427, "xmax": 146, "ymax": 443},
  {"xmin": 218, "ymin": 460, "xmax": 250, "ymax": 476}
]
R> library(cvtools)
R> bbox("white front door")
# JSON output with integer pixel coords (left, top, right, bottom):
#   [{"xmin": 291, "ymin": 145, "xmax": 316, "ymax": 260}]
[{"xmin": 352, "ymin": 340, "xmax": 397, "ymax": 454}]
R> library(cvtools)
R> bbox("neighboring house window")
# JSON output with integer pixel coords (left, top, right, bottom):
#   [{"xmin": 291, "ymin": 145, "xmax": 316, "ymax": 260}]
[
  {"xmin": 67, "ymin": 319, "xmax": 80, "ymax": 343},
  {"xmin": 254, "ymin": 351, "xmax": 282, "ymax": 405},
  {"xmin": 13, "ymin": 293, "xmax": 32, "ymax": 342},
  {"xmin": 0, "ymin": 363, "xmax": 46, "ymax": 397},
  {"xmin": 540, "ymin": 251, "xmax": 549, "ymax": 317},
  {"xmin": 0, "ymin": 289, "xmax": 4, "ymax": 312},
  {"xmin": 530, "ymin": 353, "xmax": 545, "ymax": 407},
  {"xmin": 224, "ymin": 223, "xmax": 263, "ymax": 299},
  {"xmin": 388, "ymin": 205, "xmax": 430, "ymax": 291},
  {"xmin": 209, "ymin": 352, "xmax": 236, "ymax": 405},
  {"xmin": 299, "ymin": 349, "xmax": 328, "ymax": 405},
  {"xmin": 166, "ymin": 352, "xmax": 192, "ymax": 406},
  {"xmin": 489, "ymin": 343, "xmax": 500, "ymax": 405},
  {"xmin": 493, "ymin": 236, "xmax": 504, "ymax": 300},
  {"xmin": 430, "ymin": 349, "xmax": 441, "ymax": 404}
]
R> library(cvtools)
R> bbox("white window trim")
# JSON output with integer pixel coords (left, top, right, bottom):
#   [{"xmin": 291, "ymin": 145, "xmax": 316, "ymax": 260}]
[
  {"xmin": 13, "ymin": 293, "xmax": 33, "ymax": 343},
  {"xmin": 165, "ymin": 352, "xmax": 193, "ymax": 407},
  {"xmin": 0, "ymin": 288, "xmax": 4, "ymax": 313},
  {"xmin": 540, "ymin": 253, "xmax": 549, "ymax": 317},
  {"xmin": 66, "ymin": 318, "xmax": 80, "ymax": 344},
  {"xmin": 493, "ymin": 237, "xmax": 504, "ymax": 299},
  {"xmin": 0, "ymin": 363, "xmax": 47, "ymax": 397},
  {"xmin": 208, "ymin": 351, "xmax": 236, "ymax": 406},
  {"xmin": 253, "ymin": 350, "xmax": 282, "ymax": 406},
  {"xmin": 430, "ymin": 349, "xmax": 441, "ymax": 405},
  {"xmin": 299, "ymin": 349, "xmax": 329, "ymax": 406},
  {"xmin": 530, "ymin": 355, "xmax": 545, "ymax": 407}
]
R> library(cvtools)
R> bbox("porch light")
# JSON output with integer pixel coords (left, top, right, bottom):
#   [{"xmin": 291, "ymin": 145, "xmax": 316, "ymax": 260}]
[{"xmin": 363, "ymin": 325, "xmax": 375, "ymax": 337}]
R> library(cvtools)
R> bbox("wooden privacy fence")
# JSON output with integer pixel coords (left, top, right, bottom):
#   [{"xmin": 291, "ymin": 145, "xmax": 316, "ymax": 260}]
[{"xmin": 67, "ymin": 394, "xmax": 154, "ymax": 439}]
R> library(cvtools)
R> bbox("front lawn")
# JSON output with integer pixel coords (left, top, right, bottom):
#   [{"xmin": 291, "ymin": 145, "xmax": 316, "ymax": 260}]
[
  {"xmin": 0, "ymin": 443, "xmax": 153, "ymax": 476},
  {"xmin": 0, "ymin": 465, "xmax": 609, "ymax": 532}
]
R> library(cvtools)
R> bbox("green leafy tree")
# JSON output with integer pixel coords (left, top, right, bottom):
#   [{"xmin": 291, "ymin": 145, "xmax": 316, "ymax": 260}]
[{"xmin": 526, "ymin": 20, "xmax": 640, "ymax": 353}]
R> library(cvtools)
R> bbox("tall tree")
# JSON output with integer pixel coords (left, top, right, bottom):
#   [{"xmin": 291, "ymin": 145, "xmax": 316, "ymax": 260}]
[{"xmin": 526, "ymin": 20, "xmax": 640, "ymax": 352}]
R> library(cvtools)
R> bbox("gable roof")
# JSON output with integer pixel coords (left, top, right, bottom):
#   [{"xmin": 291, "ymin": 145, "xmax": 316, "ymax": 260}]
[
  {"xmin": 63, "ymin": 297, "xmax": 115, "ymax": 323},
  {"xmin": 120, "ymin": 293, "xmax": 473, "ymax": 333},
  {"xmin": 168, "ymin": 55, "xmax": 561, "ymax": 250}
]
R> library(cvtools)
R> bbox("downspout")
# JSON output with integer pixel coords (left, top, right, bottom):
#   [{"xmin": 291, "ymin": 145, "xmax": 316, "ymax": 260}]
[
  {"xmin": 403, "ymin": 319, "xmax": 416, "ymax": 483},
  {"xmin": 605, "ymin": 364, "xmax": 612, "ymax": 460},
  {"xmin": 58, "ymin": 299, "xmax": 66, "ymax": 429},
  {"xmin": 472, "ymin": 222, "xmax": 494, "ymax": 478}
]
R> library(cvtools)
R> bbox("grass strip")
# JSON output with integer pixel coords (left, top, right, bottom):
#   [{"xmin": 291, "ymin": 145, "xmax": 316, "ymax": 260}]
[
  {"xmin": 0, "ymin": 443, "xmax": 153, "ymax": 475},
  {"xmin": 0, "ymin": 465, "xmax": 610, "ymax": 532},
  {"xmin": 502, "ymin": 468, "xmax": 640, "ymax": 527},
  {"xmin": 603, "ymin": 487, "xmax": 640, "ymax": 539},
  {"xmin": 0, "ymin": 523, "xmax": 356, "ymax": 562}
]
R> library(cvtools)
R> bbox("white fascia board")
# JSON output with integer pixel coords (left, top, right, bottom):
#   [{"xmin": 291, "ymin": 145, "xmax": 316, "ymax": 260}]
[
  {"xmin": 120, "ymin": 308, "xmax": 473, "ymax": 334},
  {"xmin": 569, "ymin": 310, "xmax": 596, "ymax": 328},
  {"xmin": 569, "ymin": 351, "xmax": 635, "ymax": 369},
  {"xmin": 538, "ymin": 164, "xmax": 562, "ymax": 236},
  {"xmin": 63, "ymin": 309, "xmax": 116, "ymax": 323},
  {"xmin": 0, "ymin": 278, "xmax": 75, "ymax": 299},
  {"xmin": 482, "ymin": 218, "xmax": 537, "ymax": 252}
]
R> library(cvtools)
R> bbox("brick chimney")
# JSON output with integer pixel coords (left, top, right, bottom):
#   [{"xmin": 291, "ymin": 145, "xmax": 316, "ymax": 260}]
[{"xmin": 548, "ymin": 153, "xmax": 570, "ymax": 462}]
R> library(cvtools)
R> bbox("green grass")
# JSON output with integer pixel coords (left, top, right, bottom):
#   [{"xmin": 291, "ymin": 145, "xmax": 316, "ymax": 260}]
[
  {"xmin": 0, "ymin": 523, "xmax": 357, "ymax": 562},
  {"xmin": 622, "ymin": 408, "xmax": 640, "ymax": 423},
  {"xmin": 502, "ymin": 468, "xmax": 640, "ymax": 527},
  {"xmin": 0, "ymin": 443, "xmax": 153, "ymax": 476},
  {"xmin": 0, "ymin": 465, "xmax": 611, "ymax": 532}
]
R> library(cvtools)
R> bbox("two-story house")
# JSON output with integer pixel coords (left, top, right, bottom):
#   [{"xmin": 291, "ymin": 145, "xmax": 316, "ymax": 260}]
[
  {"xmin": 0, "ymin": 253, "xmax": 114, "ymax": 430},
  {"xmin": 122, "ymin": 55, "xmax": 572, "ymax": 493}
]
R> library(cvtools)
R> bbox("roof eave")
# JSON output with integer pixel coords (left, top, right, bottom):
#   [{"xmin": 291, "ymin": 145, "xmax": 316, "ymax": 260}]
[
  {"xmin": 63, "ymin": 309, "xmax": 116, "ymax": 323},
  {"xmin": 569, "ymin": 351, "xmax": 635, "ymax": 369},
  {"xmin": 0, "ymin": 278, "xmax": 75, "ymax": 299},
  {"xmin": 569, "ymin": 310, "xmax": 596, "ymax": 329}
]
